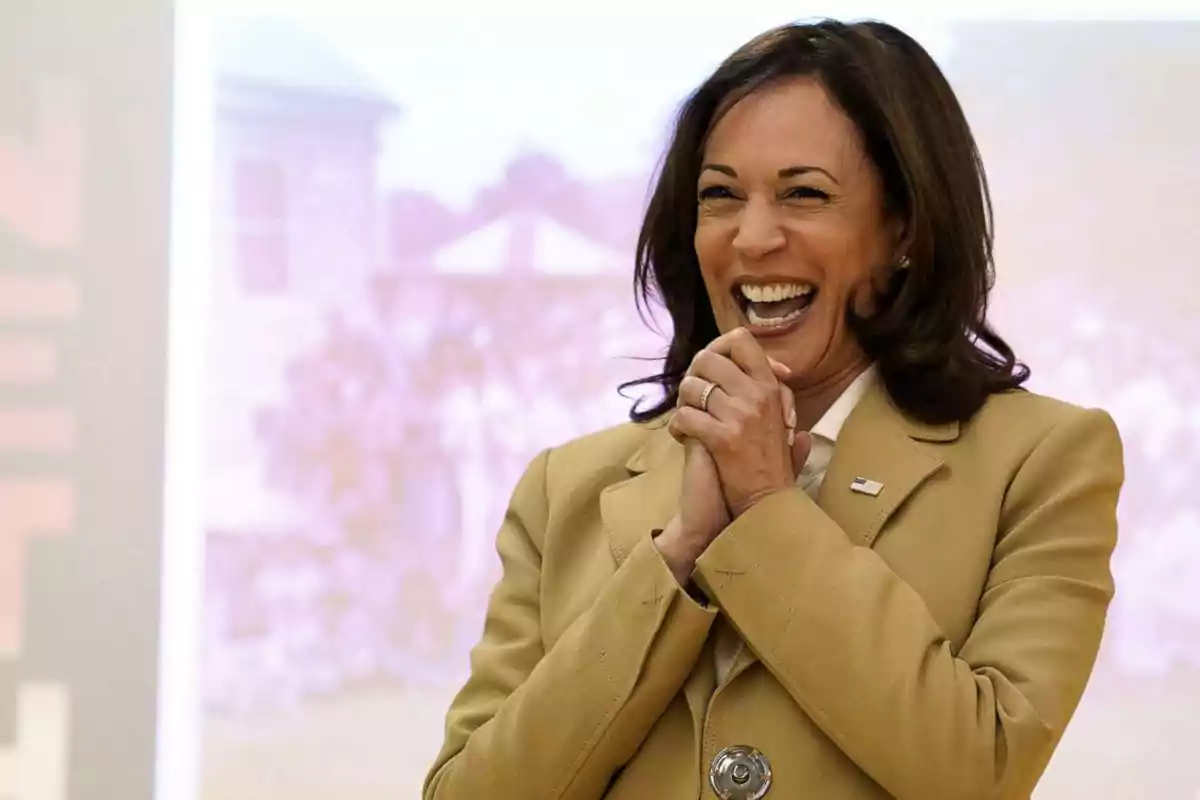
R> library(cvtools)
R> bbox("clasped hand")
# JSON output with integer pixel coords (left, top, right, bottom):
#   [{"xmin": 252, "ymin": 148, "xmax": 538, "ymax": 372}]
[{"xmin": 656, "ymin": 328, "xmax": 811, "ymax": 582}]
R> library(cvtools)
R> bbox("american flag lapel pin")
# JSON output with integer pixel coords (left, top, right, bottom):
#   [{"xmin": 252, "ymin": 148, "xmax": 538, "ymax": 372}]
[{"xmin": 850, "ymin": 477, "xmax": 884, "ymax": 497}]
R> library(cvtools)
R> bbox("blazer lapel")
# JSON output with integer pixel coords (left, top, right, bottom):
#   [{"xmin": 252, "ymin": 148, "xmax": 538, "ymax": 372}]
[
  {"xmin": 600, "ymin": 387, "xmax": 958, "ymax": 704},
  {"xmin": 598, "ymin": 421, "xmax": 719, "ymax": 725},
  {"xmin": 599, "ymin": 384, "xmax": 956, "ymax": 567},
  {"xmin": 683, "ymin": 634, "xmax": 718, "ymax": 730},
  {"xmin": 818, "ymin": 380, "xmax": 957, "ymax": 548},
  {"xmin": 719, "ymin": 381, "xmax": 958, "ymax": 687},
  {"xmin": 599, "ymin": 420, "xmax": 683, "ymax": 568}
]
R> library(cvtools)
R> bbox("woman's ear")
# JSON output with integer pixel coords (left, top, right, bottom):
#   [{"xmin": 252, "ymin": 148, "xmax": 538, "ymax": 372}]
[
  {"xmin": 887, "ymin": 214, "xmax": 910, "ymax": 265},
  {"xmin": 872, "ymin": 219, "xmax": 910, "ymax": 282}
]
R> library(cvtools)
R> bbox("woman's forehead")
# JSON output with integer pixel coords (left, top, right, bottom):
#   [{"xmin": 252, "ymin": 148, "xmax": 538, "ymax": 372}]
[{"xmin": 703, "ymin": 78, "xmax": 871, "ymax": 180}]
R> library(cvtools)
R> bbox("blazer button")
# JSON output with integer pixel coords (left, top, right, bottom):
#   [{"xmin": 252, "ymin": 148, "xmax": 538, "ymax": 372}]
[{"xmin": 709, "ymin": 745, "xmax": 772, "ymax": 800}]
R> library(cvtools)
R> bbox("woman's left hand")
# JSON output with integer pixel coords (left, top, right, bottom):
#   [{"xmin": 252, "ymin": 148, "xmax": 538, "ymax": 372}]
[{"xmin": 669, "ymin": 327, "xmax": 802, "ymax": 519}]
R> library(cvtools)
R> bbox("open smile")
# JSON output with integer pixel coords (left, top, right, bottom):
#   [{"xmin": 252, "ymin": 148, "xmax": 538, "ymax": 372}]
[{"xmin": 732, "ymin": 279, "xmax": 818, "ymax": 336}]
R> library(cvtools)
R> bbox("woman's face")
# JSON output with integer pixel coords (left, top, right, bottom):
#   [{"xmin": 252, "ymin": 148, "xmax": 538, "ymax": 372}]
[{"xmin": 694, "ymin": 75, "xmax": 900, "ymax": 391}]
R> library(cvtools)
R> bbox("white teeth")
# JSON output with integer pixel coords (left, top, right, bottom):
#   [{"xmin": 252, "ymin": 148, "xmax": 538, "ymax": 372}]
[
  {"xmin": 747, "ymin": 305, "xmax": 805, "ymax": 327},
  {"xmin": 739, "ymin": 283, "xmax": 813, "ymax": 303}
]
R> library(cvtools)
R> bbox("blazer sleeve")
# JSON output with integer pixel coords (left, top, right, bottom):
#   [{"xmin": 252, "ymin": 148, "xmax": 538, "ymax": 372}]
[
  {"xmin": 691, "ymin": 407, "xmax": 1123, "ymax": 800},
  {"xmin": 423, "ymin": 448, "xmax": 717, "ymax": 800}
]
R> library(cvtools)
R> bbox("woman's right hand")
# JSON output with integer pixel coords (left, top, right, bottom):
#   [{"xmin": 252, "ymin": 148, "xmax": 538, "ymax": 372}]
[{"xmin": 655, "ymin": 357, "xmax": 798, "ymax": 585}]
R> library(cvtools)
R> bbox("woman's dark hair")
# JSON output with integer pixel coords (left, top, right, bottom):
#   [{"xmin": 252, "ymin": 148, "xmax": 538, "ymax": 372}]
[{"xmin": 622, "ymin": 19, "xmax": 1029, "ymax": 425}]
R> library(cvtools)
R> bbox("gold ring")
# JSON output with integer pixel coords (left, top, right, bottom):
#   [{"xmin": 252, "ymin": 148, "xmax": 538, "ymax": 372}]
[{"xmin": 698, "ymin": 380, "xmax": 717, "ymax": 412}]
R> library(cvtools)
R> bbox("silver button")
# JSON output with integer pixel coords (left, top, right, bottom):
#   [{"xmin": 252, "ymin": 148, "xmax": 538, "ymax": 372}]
[{"xmin": 709, "ymin": 745, "xmax": 771, "ymax": 800}]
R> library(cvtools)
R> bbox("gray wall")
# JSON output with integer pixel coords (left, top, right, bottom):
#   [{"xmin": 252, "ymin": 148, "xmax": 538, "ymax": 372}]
[{"xmin": 0, "ymin": 1, "xmax": 173, "ymax": 798}]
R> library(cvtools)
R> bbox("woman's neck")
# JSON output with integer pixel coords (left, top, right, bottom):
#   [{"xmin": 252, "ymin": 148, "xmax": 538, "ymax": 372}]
[{"xmin": 789, "ymin": 361, "xmax": 872, "ymax": 431}]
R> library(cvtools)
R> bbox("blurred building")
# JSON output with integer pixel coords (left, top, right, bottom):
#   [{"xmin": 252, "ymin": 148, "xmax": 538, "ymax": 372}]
[
  {"xmin": 378, "ymin": 151, "xmax": 659, "ymax": 595},
  {"xmin": 203, "ymin": 19, "xmax": 400, "ymax": 710},
  {"xmin": 206, "ymin": 19, "xmax": 397, "ymax": 534},
  {"xmin": 201, "ymin": 33, "xmax": 665, "ymax": 704}
]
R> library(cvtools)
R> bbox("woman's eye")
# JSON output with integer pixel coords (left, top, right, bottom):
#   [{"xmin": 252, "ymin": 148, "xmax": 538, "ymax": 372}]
[
  {"xmin": 785, "ymin": 186, "xmax": 829, "ymax": 201},
  {"xmin": 698, "ymin": 185, "xmax": 737, "ymax": 201}
]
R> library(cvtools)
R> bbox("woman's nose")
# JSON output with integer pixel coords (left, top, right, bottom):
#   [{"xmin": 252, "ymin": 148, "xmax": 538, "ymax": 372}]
[{"xmin": 731, "ymin": 198, "xmax": 786, "ymax": 259}]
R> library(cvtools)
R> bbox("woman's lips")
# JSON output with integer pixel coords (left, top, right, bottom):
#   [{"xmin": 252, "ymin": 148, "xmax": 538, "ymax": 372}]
[{"xmin": 732, "ymin": 280, "xmax": 818, "ymax": 334}]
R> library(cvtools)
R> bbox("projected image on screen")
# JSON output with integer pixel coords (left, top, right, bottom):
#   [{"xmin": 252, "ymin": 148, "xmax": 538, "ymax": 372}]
[{"xmin": 198, "ymin": 15, "xmax": 1200, "ymax": 800}]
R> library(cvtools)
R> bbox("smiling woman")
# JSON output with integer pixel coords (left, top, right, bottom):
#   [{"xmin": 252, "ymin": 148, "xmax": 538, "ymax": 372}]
[
  {"xmin": 630, "ymin": 21, "xmax": 1027, "ymax": 432},
  {"xmin": 693, "ymin": 76, "xmax": 892, "ymax": 424},
  {"xmin": 424, "ymin": 19, "xmax": 1123, "ymax": 800}
]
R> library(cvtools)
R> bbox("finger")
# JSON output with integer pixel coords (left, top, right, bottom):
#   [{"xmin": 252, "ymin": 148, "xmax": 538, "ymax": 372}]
[
  {"xmin": 687, "ymin": 348, "xmax": 758, "ymax": 399},
  {"xmin": 668, "ymin": 414, "xmax": 685, "ymax": 443},
  {"xmin": 767, "ymin": 357, "xmax": 793, "ymax": 383},
  {"xmin": 671, "ymin": 405, "xmax": 724, "ymax": 451},
  {"xmin": 791, "ymin": 430, "xmax": 813, "ymax": 475},
  {"xmin": 767, "ymin": 357, "xmax": 796, "ymax": 430},
  {"xmin": 778, "ymin": 383, "xmax": 797, "ymax": 431},
  {"xmin": 678, "ymin": 374, "xmax": 732, "ymax": 417},
  {"xmin": 706, "ymin": 327, "xmax": 775, "ymax": 382}
]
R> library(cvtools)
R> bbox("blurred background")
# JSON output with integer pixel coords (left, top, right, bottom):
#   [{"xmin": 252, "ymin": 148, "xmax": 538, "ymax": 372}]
[{"xmin": 2, "ymin": 1, "xmax": 1199, "ymax": 799}]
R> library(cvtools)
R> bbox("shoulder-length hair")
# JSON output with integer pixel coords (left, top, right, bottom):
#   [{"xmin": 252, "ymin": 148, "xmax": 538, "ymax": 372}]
[{"xmin": 622, "ymin": 19, "xmax": 1028, "ymax": 425}]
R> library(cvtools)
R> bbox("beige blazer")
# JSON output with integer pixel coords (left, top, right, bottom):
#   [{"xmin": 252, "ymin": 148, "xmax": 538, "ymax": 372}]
[{"xmin": 424, "ymin": 382, "xmax": 1123, "ymax": 799}]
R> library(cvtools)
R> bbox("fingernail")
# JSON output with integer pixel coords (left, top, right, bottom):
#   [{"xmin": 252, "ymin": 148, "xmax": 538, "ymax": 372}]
[
  {"xmin": 787, "ymin": 407, "xmax": 797, "ymax": 428},
  {"xmin": 787, "ymin": 429, "xmax": 795, "ymax": 448}
]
